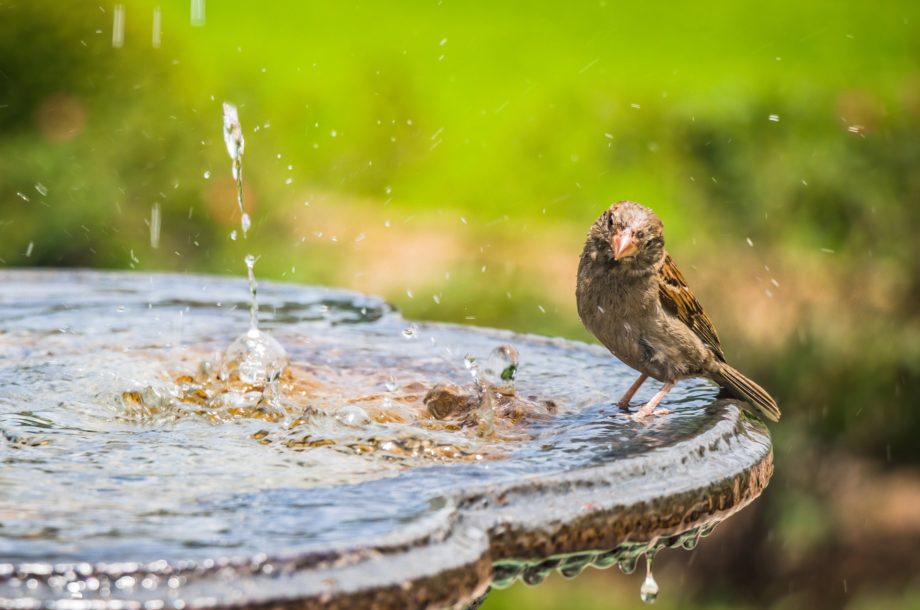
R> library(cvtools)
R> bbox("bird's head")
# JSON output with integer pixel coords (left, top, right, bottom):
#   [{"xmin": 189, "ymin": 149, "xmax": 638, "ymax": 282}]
[{"xmin": 588, "ymin": 201, "xmax": 665, "ymax": 269}]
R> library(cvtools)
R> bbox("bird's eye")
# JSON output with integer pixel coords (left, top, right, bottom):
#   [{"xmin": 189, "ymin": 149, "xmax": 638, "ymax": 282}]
[{"xmin": 636, "ymin": 230, "xmax": 645, "ymax": 239}]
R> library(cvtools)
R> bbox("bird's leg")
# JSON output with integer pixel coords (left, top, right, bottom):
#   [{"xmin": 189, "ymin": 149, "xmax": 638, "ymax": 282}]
[
  {"xmin": 616, "ymin": 373, "xmax": 648, "ymax": 410},
  {"xmin": 634, "ymin": 382, "xmax": 674, "ymax": 419}
]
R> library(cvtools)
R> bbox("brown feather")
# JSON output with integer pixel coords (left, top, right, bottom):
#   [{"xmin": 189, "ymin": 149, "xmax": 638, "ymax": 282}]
[{"xmin": 657, "ymin": 253, "xmax": 725, "ymax": 361}]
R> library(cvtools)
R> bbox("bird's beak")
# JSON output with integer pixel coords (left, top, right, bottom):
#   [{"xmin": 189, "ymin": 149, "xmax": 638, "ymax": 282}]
[{"xmin": 611, "ymin": 230, "xmax": 638, "ymax": 260}]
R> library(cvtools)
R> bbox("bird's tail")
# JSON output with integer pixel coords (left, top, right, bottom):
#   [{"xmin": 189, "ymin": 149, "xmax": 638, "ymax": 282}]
[{"xmin": 712, "ymin": 363, "xmax": 781, "ymax": 422}]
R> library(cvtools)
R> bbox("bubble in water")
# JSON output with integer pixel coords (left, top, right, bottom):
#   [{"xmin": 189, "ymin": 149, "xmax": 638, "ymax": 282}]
[
  {"xmin": 640, "ymin": 554, "xmax": 659, "ymax": 604},
  {"xmin": 335, "ymin": 404, "xmax": 370, "ymax": 427},
  {"xmin": 220, "ymin": 328, "xmax": 288, "ymax": 385},
  {"xmin": 479, "ymin": 344, "xmax": 519, "ymax": 394}
]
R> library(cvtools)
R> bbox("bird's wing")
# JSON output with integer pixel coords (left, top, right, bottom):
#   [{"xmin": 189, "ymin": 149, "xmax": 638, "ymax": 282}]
[{"xmin": 657, "ymin": 253, "xmax": 725, "ymax": 361}]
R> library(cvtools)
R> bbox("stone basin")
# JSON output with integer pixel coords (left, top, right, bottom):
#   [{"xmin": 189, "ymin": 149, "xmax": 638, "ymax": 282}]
[{"xmin": 0, "ymin": 270, "xmax": 773, "ymax": 609}]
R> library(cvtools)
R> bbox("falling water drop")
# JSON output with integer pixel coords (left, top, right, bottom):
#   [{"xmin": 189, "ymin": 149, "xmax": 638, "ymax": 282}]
[
  {"xmin": 190, "ymin": 0, "xmax": 205, "ymax": 26},
  {"xmin": 244, "ymin": 254, "xmax": 259, "ymax": 331},
  {"xmin": 112, "ymin": 4, "xmax": 125, "ymax": 48},
  {"xmin": 150, "ymin": 203, "xmax": 161, "ymax": 249},
  {"xmin": 152, "ymin": 6, "xmax": 162, "ymax": 48},
  {"xmin": 639, "ymin": 553, "xmax": 659, "ymax": 604},
  {"xmin": 222, "ymin": 102, "xmax": 249, "ymax": 238}
]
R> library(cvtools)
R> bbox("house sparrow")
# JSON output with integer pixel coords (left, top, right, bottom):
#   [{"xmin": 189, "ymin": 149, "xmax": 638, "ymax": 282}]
[{"xmin": 576, "ymin": 201, "xmax": 781, "ymax": 421}]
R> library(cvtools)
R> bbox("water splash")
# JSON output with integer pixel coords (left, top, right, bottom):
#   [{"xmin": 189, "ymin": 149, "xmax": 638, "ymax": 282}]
[
  {"xmin": 222, "ymin": 102, "xmax": 250, "ymax": 238},
  {"xmin": 640, "ymin": 552, "xmax": 660, "ymax": 603},
  {"xmin": 220, "ymin": 259, "xmax": 288, "ymax": 391},
  {"xmin": 216, "ymin": 105, "xmax": 289, "ymax": 392},
  {"xmin": 479, "ymin": 345, "xmax": 518, "ymax": 395}
]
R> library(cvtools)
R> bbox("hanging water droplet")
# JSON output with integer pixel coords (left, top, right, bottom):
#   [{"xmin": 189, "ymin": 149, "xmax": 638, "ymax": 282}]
[
  {"xmin": 639, "ymin": 554, "xmax": 659, "ymax": 603},
  {"xmin": 617, "ymin": 553, "xmax": 639, "ymax": 574}
]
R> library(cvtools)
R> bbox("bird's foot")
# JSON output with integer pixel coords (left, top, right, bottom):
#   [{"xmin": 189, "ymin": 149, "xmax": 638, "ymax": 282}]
[{"xmin": 631, "ymin": 404, "xmax": 670, "ymax": 420}]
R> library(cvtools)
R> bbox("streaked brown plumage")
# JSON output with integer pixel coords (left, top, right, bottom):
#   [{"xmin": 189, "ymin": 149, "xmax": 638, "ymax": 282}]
[{"xmin": 576, "ymin": 201, "xmax": 781, "ymax": 421}]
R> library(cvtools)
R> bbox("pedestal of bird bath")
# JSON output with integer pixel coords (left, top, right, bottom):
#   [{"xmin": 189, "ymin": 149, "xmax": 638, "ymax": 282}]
[{"xmin": 0, "ymin": 270, "xmax": 772, "ymax": 609}]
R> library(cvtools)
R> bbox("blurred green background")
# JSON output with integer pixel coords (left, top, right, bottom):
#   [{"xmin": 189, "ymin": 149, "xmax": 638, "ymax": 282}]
[{"xmin": 2, "ymin": 0, "xmax": 920, "ymax": 608}]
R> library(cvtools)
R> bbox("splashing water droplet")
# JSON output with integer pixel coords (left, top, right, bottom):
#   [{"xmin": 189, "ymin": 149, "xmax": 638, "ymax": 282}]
[
  {"xmin": 479, "ymin": 344, "xmax": 519, "ymax": 394},
  {"xmin": 768, "ymin": 114, "xmax": 780, "ymax": 122},
  {"xmin": 241, "ymin": 213, "xmax": 252, "ymax": 234},
  {"xmin": 203, "ymin": 170, "xmax": 211, "ymax": 179},
  {"xmin": 401, "ymin": 325, "xmax": 418, "ymax": 339},
  {"xmin": 385, "ymin": 376, "xmax": 398, "ymax": 392},
  {"xmin": 230, "ymin": 230, "xmax": 238, "ymax": 241},
  {"xmin": 640, "ymin": 553, "xmax": 659, "ymax": 604}
]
